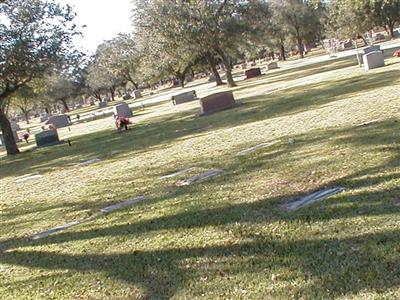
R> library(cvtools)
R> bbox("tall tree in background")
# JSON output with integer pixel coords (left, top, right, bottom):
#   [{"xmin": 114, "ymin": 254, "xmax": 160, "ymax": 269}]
[
  {"xmin": 0, "ymin": 0, "xmax": 79, "ymax": 155},
  {"xmin": 9, "ymin": 85, "xmax": 38, "ymax": 124},
  {"xmin": 367, "ymin": 0, "xmax": 400, "ymax": 38},
  {"xmin": 98, "ymin": 34, "xmax": 142, "ymax": 89},
  {"xmin": 271, "ymin": 0, "xmax": 323, "ymax": 58},
  {"xmin": 133, "ymin": 0, "xmax": 250, "ymax": 87},
  {"xmin": 327, "ymin": 0, "xmax": 372, "ymax": 40}
]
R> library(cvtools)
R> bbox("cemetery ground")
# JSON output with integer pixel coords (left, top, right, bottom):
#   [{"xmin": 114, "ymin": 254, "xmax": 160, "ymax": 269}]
[{"xmin": 1, "ymin": 48, "xmax": 400, "ymax": 299}]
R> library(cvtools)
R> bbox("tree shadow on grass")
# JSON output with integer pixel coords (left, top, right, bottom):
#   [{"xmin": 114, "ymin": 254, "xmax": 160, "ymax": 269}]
[
  {"xmin": 1, "ymin": 229, "xmax": 400, "ymax": 298},
  {"xmin": 1, "ymin": 120, "xmax": 400, "ymax": 297}
]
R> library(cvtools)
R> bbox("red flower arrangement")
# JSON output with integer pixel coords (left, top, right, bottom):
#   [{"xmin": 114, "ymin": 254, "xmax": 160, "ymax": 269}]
[
  {"xmin": 115, "ymin": 116, "xmax": 132, "ymax": 131},
  {"xmin": 394, "ymin": 50, "xmax": 400, "ymax": 57}
]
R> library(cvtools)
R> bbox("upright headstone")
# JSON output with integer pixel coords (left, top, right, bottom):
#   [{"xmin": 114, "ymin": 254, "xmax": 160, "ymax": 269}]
[
  {"xmin": 267, "ymin": 62, "xmax": 278, "ymax": 71},
  {"xmin": 374, "ymin": 33, "xmax": 385, "ymax": 41},
  {"xmin": 35, "ymin": 130, "xmax": 61, "ymax": 147},
  {"xmin": 199, "ymin": 91, "xmax": 238, "ymax": 116},
  {"xmin": 208, "ymin": 75, "xmax": 216, "ymax": 82},
  {"xmin": 10, "ymin": 121, "xmax": 21, "ymax": 131},
  {"xmin": 47, "ymin": 115, "xmax": 70, "ymax": 128},
  {"xmin": 172, "ymin": 91, "xmax": 197, "ymax": 105},
  {"xmin": 363, "ymin": 51, "xmax": 385, "ymax": 71},
  {"xmin": 363, "ymin": 45, "xmax": 381, "ymax": 55},
  {"xmin": 122, "ymin": 94, "xmax": 131, "ymax": 101},
  {"xmin": 133, "ymin": 90, "xmax": 142, "ymax": 99},
  {"xmin": 98, "ymin": 101, "xmax": 108, "ymax": 108},
  {"xmin": 245, "ymin": 68, "xmax": 262, "ymax": 79},
  {"xmin": 113, "ymin": 102, "xmax": 132, "ymax": 118}
]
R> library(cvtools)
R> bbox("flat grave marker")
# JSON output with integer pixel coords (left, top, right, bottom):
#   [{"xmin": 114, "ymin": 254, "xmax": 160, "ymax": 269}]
[
  {"xmin": 281, "ymin": 187, "xmax": 344, "ymax": 211},
  {"xmin": 237, "ymin": 142, "xmax": 276, "ymax": 156},
  {"xmin": 15, "ymin": 174, "xmax": 43, "ymax": 183},
  {"xmin": 160, "ymin": 167, "xmax": 194, "ymax": 179},
  {"xmin": 79, "ymin": 158, "xmax": 101, "ymax": 166},
  {"xmin": 31, "ymin": 222, "xmax": 80, "ymax": 240},
  {"xmin": 176, "ymin": 169, "xmax": 223, "ymax": 186},
  {"xmin": 100, "ymin": 196, "xmax": 146, "ymax": 214}
]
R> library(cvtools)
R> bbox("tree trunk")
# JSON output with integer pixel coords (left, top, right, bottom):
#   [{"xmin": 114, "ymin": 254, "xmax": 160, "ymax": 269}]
[
  {"xmin": 387, "ymin": 24, "xmax": 395, "ymax": 39},
  {"xmin": 24, "ymin": 112, "xmax": 30, "ymax": 124},
  {"xmin": 297, "ymin": 38, "xmax": 304, "ymax": 58},
  {"xmin": 280, "ymin": 45, "xmax": 286, "ymax": 61},
  {"xmin": 216, "ymin": 48, "xmax": 236, "ymax": 87},
  {"xmin": 60, "ymin": 99, "xmax": 69, "ymax": 112},
  {"xmin": 0, "ymin": 106, "xmax": 19, "ymax": 155},
  {"xmin": 110, "ymin": 87, "xmax": 115, "ymax": 101},
  {"xmin": 94, "ymin": 93, "xmax": 102, "ymax": 101},
  {"xmin": 205, "ymin": 53, "xmax": 224, "ymax": 86},
  {"xmin": 176, "ymin": 72, "xmax": 186, "ymax": 88}
]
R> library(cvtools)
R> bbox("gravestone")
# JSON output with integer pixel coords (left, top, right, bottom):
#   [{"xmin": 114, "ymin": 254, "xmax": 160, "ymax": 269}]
[
  {"xmin": 133, "ymin": 90, "xmax": 142, "ymax": 99},
  {"xmin": 98, "ymin": 101, "xmax": 108, "ymax": 108},
  {"xmin": 208, "ymin": 75, "xmax": 216, "ymax": 82},
  {"xmin": 176, "ymin": 169, "xmax": 223, "ymax": 186},
  {"xmin": 374, "ymin": 33, "xmax": 385, "ymax": 41},
  {"xmin": 100, "ymin": 196, "xmax": 146, "ymax": 213},
  {"xmin": 281, "ymin": 187, "xmax": 344, "ymax": 211},
  {"xmin": 47, "ymin": 115, "xmax": 70, "ymax": 128},
  {"xmin": 113, "ymin": 102, "xmax": 132, "ymax": 118},
  {"xmin": 342, "ymin": 40, "xmax": 353, "ymax": 49},
  {"xmin": 245, "ymin": 68, "xmax": 262, "ymax": 79},
  {"xmin": 160, "ymin": 167, "xmax": 193, "ymax": 179},
  {"xmin": 363, "ymin": 45, "xmax": 381, "ymax": 55},
  {"xmin": 241, "ymin": 63, "xmax": 247, "ymax": 69},
  {"xmin": 122, "ymin": 94, "xmax": 131, "ymax": 101},
  {"xmin": 363, "ymin": 51, "xmax": 385, "ymax": 71},
  {"xmin": 199, "ymin": 91, "xmax": 238, "ymax": 116},
  {"xmin": 10, "ymin": 121, "xmax": 21, "ymax": 131},
  {"xmin": 40, "ymin": 115, "xmax": 49, "ymax": 123},
  {"xmin": 35, "ymin": 130, "xmax": 61, "ymax": 147},
  {"xmin": 172, "ymin": 90, "xmax": 197, "ymax": 105},
  {"xmin": 31, "ymin": 222, "xmax": 80, "ymax": 240},
  {"xmin": 15, "ymin": 174, "xmax": 43, "ymax": 183},
  {"xmin": 267, "ymin": 62, "xmax": 278, "ymax": 71}
]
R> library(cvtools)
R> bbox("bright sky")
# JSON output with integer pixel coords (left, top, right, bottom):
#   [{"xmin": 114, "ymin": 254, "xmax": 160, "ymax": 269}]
[{"xmin": 56, "ymin": 0, "xmax": 134, "ymax": 54}]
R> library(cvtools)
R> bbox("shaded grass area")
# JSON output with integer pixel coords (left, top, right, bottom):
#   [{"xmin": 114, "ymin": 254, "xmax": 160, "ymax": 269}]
[{"xmin": 1, "ymin": 54, "xmax": 400, "ymax": 299}]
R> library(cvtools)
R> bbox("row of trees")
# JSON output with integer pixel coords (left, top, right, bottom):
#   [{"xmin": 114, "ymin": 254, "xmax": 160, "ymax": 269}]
[{"xmin": 1, "ymin": 0, "xmax": 399, "ymax": 155}]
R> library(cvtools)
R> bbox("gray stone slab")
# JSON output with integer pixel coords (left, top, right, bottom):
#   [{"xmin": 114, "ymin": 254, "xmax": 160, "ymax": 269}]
[
  {"xmin": 282, "ymin": 187, "xmax": 344, "ymax": 211},
  {"xmin": 176, "ymin": 169, "xmax": 223, "ymax": 186},
  {"xmin": 237, "ymin": 142, "xmax": 275, "ymax": 156},
  {"xmin": 79, "ymin": 158, "xmax": 101, "ymax": 166},
  {"xmin": 363, "ymin": 51, "xmax": 384, "ymax": 71},
  {"xmin": 100, "ymin": 196, "xmax": 146, "ymax": 213},
  {"xmin": 160, "ymin": 167, "xmax": 194, "ymax": 179},
  {"xmin": 15, "ymin": 174, "xmax": 43, "ymax": 183},
  {"xmin": 31, "ymin": 222, "xmax": 80, "ymax": 240}
]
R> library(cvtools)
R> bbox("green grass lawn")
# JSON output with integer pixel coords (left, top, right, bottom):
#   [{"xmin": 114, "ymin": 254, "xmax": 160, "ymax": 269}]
[{"xmin": 1, "ymin": 50, "xmax": 400, "ymax": 299}]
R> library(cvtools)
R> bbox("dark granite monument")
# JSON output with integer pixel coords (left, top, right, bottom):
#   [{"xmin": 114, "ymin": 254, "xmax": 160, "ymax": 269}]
[
  {"xmin": 199, "ymin": 91, "xmax": 238, "ymax": 115},
  {"xmin": 245, "ymin": 68, "xmax": 262, "ymax": 79},
  {"xmin": 35, "ymin": 130, "xmax": 61, "ymax": 147}
]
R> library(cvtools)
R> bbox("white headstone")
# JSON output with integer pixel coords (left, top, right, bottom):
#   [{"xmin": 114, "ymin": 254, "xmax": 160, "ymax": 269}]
[{"xmin": 363, "ymin": 51, "xmax": 384, "ymax": 71}]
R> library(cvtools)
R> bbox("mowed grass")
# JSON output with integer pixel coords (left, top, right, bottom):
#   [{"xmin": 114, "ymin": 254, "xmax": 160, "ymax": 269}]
[{"xmin": 1, "ymin": 50, "xmax": 400, "ymax": 299}]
